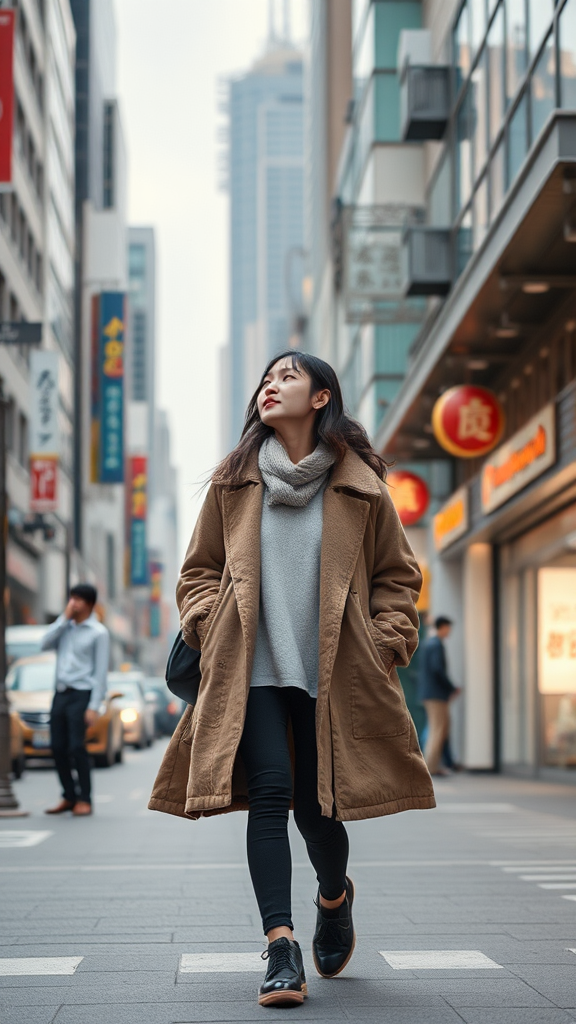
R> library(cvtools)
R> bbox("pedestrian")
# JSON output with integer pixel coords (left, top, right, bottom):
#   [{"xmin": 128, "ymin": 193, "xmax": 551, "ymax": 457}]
[
  {"xmin": 419, "ymin": 616, "xmax": 460, "ymax": 777},
  {"xmin": 42, "ymin": 584, "xmax": 110, "ymax": 817},
  {"xmin": 149, "ymin": 350, "xmax": 435, "ymax": 1007}
]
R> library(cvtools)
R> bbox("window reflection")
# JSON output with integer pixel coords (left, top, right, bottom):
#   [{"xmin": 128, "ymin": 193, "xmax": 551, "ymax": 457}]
[
  {"xmin": 454, "ymin": 2, "xmax": 471, "ymax": 92},
  {"xmin": 469, "ymin": 0, "xmax": 487, "ymax": 53},
  {"xmin": 560, "ymin": 0, "xmax": 576, "ymax": 109},
  {"xmin": 506, "ymin": 0, "xmax": 527, "ymax": 103},
  {"xmin": 487, "ymin": 4, "xmax": 505, "ymax": 145},
  {"xmin": 472, "ymin": 50, "xmax": 488, "ymax": 180},
  {"xmin": 507, "ymin": 93, "xmax": 528, "ymax": 186},
  {"xmin": 457, "ymin": 207, "xmax": 473, "ymax": 274},
  {"xmin": 457, "ymin": 87, "xmax": 474, "ymax": 209},
  {"xmin": 473, "ymin": 174, "xmax": 489, "ymax": 249},
  {"xmin": 531, "ymin": 34, "xmax": 555, "ymax": 142},
  {"xmin": 528, "ymin": 0, "xmax": 553, "ymax": 61},
  {"xmin": 490, "ymin": 139, "xmax": 506, "ymax": 220}
]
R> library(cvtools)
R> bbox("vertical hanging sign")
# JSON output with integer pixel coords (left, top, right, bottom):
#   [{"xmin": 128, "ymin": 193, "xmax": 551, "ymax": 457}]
[
  {"xmin": 29, "ymin": 351, "xmax": 60, "ymax": 513},
  {"xmin": 129, "ymin": 455, "xmax": 148, "ymax": 586},
  {"xmin": 149, "ymin": 561, "xmax": 162, "ymax": 637},
  {"xmin": 98, "ymin": 292, "xmax": 125, "ymax": 483},
  {"xmin": 0, "ymin": 10, "xmax": 15, "ymax": 187}
]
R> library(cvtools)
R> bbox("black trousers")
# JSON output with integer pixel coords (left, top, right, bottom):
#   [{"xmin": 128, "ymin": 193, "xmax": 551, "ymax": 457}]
[
  {"xmin": 239, "ymin": 686, "xmax": 349, "ymax": 934},
  {"xmin": 50, "ymin": 689, "xmax": 92, "ymax": 804}
]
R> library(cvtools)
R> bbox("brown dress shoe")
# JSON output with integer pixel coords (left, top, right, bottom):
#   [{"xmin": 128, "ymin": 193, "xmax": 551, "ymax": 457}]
[
  {"xmin": 45, "ymin": 799, "xmax": 75, "ymax": 815},
  {"xmin": 72, "ymin": 801, "xmax": 92, "ymax": 816}
]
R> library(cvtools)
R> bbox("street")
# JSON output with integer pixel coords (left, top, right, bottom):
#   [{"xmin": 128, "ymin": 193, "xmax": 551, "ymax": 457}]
[{"xmin": 1, "ymin": 750, "xmax": 576, "ymax": 1024}]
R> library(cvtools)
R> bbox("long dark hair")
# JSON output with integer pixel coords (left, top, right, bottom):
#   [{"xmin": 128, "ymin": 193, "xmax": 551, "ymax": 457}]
[{"xmin": 213, "ymin": 350, "xmax": 389, "ymax": 484}]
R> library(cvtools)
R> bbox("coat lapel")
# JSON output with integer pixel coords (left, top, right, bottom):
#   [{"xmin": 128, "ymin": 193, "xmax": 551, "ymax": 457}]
[{"xmin": 221, "ymin": 482, "xmax": 263, "ymax": 680}]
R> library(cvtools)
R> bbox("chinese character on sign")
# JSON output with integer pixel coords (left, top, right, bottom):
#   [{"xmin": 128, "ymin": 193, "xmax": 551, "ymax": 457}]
[
  {"xmin": 547, "ymin": 632, "xmax": 565, "ymax": 658},
  {"xmin": 394, "ymin": 478, "xmax": 421, "ymax": 515},
  {"xmin": 458, "ymin": 397, "xmax": 493, "ymax": 442},
  {"xmin": 568, "ymin": 631, "xmax": 576, "ymax": 659}
]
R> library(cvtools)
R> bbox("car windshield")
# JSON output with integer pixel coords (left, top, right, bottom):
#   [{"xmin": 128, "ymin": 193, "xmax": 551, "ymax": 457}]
[
  {"xmin": 110, "ymin": 679, "xmax": 141, "ymax": 701},
  {"xmin": 8, "ymin": 661, "xmax": 56, "ymax": 692}
]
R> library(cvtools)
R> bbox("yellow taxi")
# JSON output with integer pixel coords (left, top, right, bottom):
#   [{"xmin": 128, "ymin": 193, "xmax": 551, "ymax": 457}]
[{"xmin": 7, "ymin": 653, "xmax": 125, "ymax": 768}]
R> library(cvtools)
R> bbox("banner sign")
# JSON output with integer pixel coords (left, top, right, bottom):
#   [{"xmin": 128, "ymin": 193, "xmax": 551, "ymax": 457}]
[
  {"xmin": 538, "ymin": 567, "xmax": 576, "ymax": 694},
  {"xmin": 95, "ymin": 292, "xmax": 125, "ymax": 483},
  {"xmin": 481, "ymin": 404, "xmax": 556, "ymax": 515},
  {"xmin": 0, "ymin": 322, "xmax": 42, "ymax": 345},
  {"xmin": 433, "ymin": 486, "xmax": 469, "ymax": 552},
  {"xmin": 0, "ymin": 11, "xmax": 15, "ymax": 187},
  {"xmin": 432, "ymin": 385, "xmax": 505, "ymax": 459},
  {"xmin": 149, "ymin": 561, "xmax": 162, "ymax": 638},
  {"xmin": 129, "ymin": 455, "xmax": 147, "ymax": 586},
  {"xmin": 29, "ymin": 351, "xmax": 60, "ymax": 512}
]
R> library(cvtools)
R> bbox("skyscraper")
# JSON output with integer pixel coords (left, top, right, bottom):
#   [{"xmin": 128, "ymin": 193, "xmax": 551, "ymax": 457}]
[{"xmin": 221, "ymin": 27, "xmax": 305, "ymax": 450}]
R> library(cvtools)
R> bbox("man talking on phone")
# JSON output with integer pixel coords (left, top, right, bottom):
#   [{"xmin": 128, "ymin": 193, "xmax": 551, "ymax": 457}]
[{"xmin": 42, "ymin": 584, "xmax": 110, "ymax": 817}]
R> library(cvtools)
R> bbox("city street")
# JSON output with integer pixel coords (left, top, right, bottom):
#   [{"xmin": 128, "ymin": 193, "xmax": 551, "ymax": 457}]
[{"xmin": 1, "ymin": 749, "xmax": 576, "ymax": 1024}]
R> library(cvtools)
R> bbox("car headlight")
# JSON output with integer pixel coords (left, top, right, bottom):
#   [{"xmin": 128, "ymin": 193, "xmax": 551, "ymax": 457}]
[{"xmin": 120, "ymin": 708, "xmax": 138, "ymax": 724}]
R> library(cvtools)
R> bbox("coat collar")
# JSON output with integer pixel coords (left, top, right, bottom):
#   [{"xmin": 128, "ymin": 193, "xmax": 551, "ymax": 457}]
[{"xmin": 221, "ymin": 445, "xmax": 382, "ymax": 497}]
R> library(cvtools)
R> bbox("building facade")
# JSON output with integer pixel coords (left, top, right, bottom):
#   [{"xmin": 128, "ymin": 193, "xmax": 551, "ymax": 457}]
[
  {"xmin": 0, "ymin": 0, "xmax": 75, "ymax": 625},
  {"xmin": 221, "ymin": 39, "xmax": 305, "ymax": 450}
]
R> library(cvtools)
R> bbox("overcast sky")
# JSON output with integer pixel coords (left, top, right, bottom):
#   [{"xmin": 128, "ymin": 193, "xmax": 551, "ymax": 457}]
[{"xmin": 114, "ymin": 0, "xmax": 307, "ymax": 557}]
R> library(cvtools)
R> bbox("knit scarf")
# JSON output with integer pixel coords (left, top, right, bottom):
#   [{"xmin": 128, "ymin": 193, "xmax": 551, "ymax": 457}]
[{"xmin": 259, "ymin": 435, "xmax": 336, "ymax": 507}]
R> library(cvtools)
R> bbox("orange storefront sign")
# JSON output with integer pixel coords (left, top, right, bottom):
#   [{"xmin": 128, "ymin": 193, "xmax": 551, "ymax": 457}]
[
  {"xmin": 481, "ymin": 405, "xmax": 556, "ymax": 514},
  {"xmin": 433, "ymin": 487, "xmax": 469, "ymax": 552}
]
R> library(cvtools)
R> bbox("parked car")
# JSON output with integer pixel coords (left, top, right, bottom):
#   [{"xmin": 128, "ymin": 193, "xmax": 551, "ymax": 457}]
[
  {"xmin": 144, "ymin": 677, "xmax": 184, "ymax": 736},
  {"xmin": 107, "ymin": 671, "xmax": 155, "ymax": 749},
  {"xmin": 6, "ymin": 624, "xmax": 49, "ymax": 666},
  {"xmin": 10, "ymin": 711, "xmax": 25, "ymax": 779},
  {"xmin": 7, "ymin": 653, "xmax": 125, "ymax": 768}
]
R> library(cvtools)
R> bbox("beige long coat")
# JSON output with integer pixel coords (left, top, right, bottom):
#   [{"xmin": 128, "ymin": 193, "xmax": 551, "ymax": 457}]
[{"xmin": 149, "ymin": 449, "xmax": 435, "ymax": 821}]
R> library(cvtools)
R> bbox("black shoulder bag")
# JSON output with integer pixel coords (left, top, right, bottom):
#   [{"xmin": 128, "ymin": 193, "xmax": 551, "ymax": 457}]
[{"xmin": 165, "ymin": 630, "xmax": 201, "ymax": 705}]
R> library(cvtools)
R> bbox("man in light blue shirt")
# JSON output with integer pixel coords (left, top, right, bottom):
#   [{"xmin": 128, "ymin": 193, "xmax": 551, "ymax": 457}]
[{"xmin": 42, "ymin": 584, "xmax": 110, "ymax": 816}]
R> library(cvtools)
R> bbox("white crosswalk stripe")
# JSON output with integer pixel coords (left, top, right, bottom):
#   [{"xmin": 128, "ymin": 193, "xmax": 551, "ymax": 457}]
[
  {"xmin": 0, "ymin": 957, "xmax": 83, "ymax": 976},
  {"xmin": 0, "ymin": 830, "xmax": 52, "ymax": 848},
  {"xmin": 379, "ymin": 950, "xmax": 503, "ymax": 970},
  {"xmin": 497, "ymin": 861, "xmax": 576, "ymax": 900},
  {"xmin": 180, "ymin": 953, "xmax": 264, "ymax": 973}
]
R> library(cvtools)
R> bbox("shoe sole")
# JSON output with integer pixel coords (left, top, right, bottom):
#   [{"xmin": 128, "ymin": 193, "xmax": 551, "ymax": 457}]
[
  {"xmin": 312, "ymin": 877, "xmax": 356, "ymax": 979},
  {"xmin": 258, "ymin": 982, "xmax": 308, "ymax": 1006}
]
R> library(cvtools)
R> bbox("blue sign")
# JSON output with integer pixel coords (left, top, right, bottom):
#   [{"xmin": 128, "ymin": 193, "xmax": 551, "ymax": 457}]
[
  {"xmin": 99, "ymin": 292, "xmax": 125, "ymax": 483},
  {"xmin": 130, "ymin": 520, "xmax": 147, "ymax": 586}
]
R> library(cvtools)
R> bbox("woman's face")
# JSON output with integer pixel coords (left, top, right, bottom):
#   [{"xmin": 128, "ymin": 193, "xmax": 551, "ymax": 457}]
[{"xmin": 257, "ymin": 359, "xmax": 330, "ymax": 426}]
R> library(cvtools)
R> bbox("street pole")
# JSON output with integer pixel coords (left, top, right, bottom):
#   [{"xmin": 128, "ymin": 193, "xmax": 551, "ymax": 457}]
[{"xmin": 0, "ymin": 382, "xmax": 28, "ymax": 816}]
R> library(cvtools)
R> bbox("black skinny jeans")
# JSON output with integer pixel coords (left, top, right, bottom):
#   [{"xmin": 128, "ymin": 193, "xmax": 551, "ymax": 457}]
[
  {"xmin": 50, "ymin": 689, "xmax": 92, "ymax": 804},
  {"xmin": 239, "ymin": 686, "xmax": 349, "ymax": 934}
]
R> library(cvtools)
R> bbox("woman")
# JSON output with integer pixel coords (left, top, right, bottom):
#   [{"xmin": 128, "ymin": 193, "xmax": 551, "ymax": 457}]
[{"xmin": 149, "ymin": 351, "xmax": 435, "ymax": 1007}]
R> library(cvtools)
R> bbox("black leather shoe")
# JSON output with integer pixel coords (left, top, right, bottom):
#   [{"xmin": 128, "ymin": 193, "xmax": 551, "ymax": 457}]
[
  {"xmin": 312, "ymin": 876, "xmax": 356, "ymax": 978},
  {"xmin": 258, "ymin": 937, "xmax": 307, "ymax": 1006}
]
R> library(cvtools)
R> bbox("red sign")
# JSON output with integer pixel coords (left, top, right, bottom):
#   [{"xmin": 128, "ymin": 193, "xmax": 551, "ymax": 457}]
[
  {"xmin": 30, "ymin": 455, "xmax": 58, "ymax": 513},
  {"xmin": 432, "ymin": 385, "xmax": 505, "ymax": 459},
  {"xmin": 387, "ymin": 470, "xmax": 430, "ymax": 526},
  {"xmin": 0, "ymin": 11, "xmax": 15, "ymax": 185}
]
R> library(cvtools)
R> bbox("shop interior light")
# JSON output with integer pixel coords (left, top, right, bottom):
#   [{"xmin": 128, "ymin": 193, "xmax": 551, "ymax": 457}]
[
  {"xmin": 467, "ymin": 358, "xmax": 489, "ymax": 370},
  {"xmin": 522, "ymin": 281, "xmax": 550, "ymax": 294},
  {"xmin": 413, "ymin": 437, "xmax": 431, "ymax": 449}
]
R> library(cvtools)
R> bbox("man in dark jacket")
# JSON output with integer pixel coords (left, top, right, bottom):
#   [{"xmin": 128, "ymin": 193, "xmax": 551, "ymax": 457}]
[{"xmin": 419, "ymin": 616, "xmax": 460, "ymax": 776}]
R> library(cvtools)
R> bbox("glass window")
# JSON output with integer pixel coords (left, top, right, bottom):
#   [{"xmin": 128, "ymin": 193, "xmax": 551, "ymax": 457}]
[
  {"xmin": 374, "ymin": 73, "xmax": 401, "ymax": 142},
  {"xmin": 490, "ymin": 138, "xmax": 506, "ymax": 219},
  {"xmin": 457, "ymin": 207, "xmax": 473, "ymax": 275},
  {"xmin": 473, "ymin": 174, "xmax": 489, "ymax": 248},
  {"xmin": 470, "ymin": 0, "xmax": 487, "ymax": 51},
  {"xmin": 531, "ymin": 33, "xmax": 556, "ymax": 142},
  {"xmin": 507, "ymin": 92, "xmax": 528, "ymax": 185},
  {"xmin": 472, "ymin": 49, "xmax": 488, "ymax": 179},
  {"xmin": 559, "ymin": 0, "xmax": 576, "ymax": 109},
  {"xmin": 527, "ymin": 0, "xmax": 554, "ymax": 61},
  {"xmin": 429, "ymin": 152, "xmax": 452, "ymax": 226},
  {"xmin": 354, "ymin": 2, "xmax": 375, "ymax": 100},
  {"xmin": 487, "ymin": 4, "xmax": 505, "ymax": 145},
  {"xmin": 353, "ymin": 0, "xmax": 371, "ymax": 43},
  {"xmin": 457, "ymin": 88, "xmax": 474, "ymax": 210},
  {"xmin": 506, "ymin": 0, "xmax": 527, "ymax": 102},
  {"xmin": 454, "ymin": 2, "xmax": 471, "ymax": 92}
]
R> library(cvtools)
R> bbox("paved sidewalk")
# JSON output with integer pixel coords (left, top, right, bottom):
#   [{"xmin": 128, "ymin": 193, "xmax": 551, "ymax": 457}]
[{"xmin": 1, "ymin": 743, "xmax": 576, "ymax": 1023}]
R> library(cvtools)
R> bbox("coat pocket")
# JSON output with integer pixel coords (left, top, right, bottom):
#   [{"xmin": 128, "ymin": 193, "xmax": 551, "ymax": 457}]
[{"xmin": 350, "ymin": 664, "xmax": 410, "ymax": 740}]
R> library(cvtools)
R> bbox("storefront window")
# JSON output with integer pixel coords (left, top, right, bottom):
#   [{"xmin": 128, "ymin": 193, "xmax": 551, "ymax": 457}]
[
  {"xmin": 487, "ymin": 4, "xmax": 505, "ymax": 145},
  {"xmin": 472, "ymin": 49, "xmax": 488, "ymax": 179},
  {"xmin": 506, "ymin": 0, "xmax": 527, "ymax": 103},
  {"xmin": 454, "ymin": 2, "xmax": 471, "ymax": 93},
  {"xmin": 538, "ymin": 566, "xmax": 576, "ymax": 769},
  {"xmin": 457, "ymin": 87, "xmax": 474, "ymax": 209},
  {"xmin": 473, "ymin": 173, "xmax": 489, "ymax": 248},
  {"xmin": 490, "ymin": 138, "xmax": 506, "ymax": 220},
  {"xmin": 527, "ymin": 0, "xmax": 554, "ymax": 62},
  {"xmin": 507, "ymin": 92, "xmax": 527, "ymax": 186},
  {"xmin": 531, "ymin": 34, "xmax": 556, "ymax": 143},
  {"xmin": 559, "ymin": 0, "xmax": 576, "ymax": 110}
]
